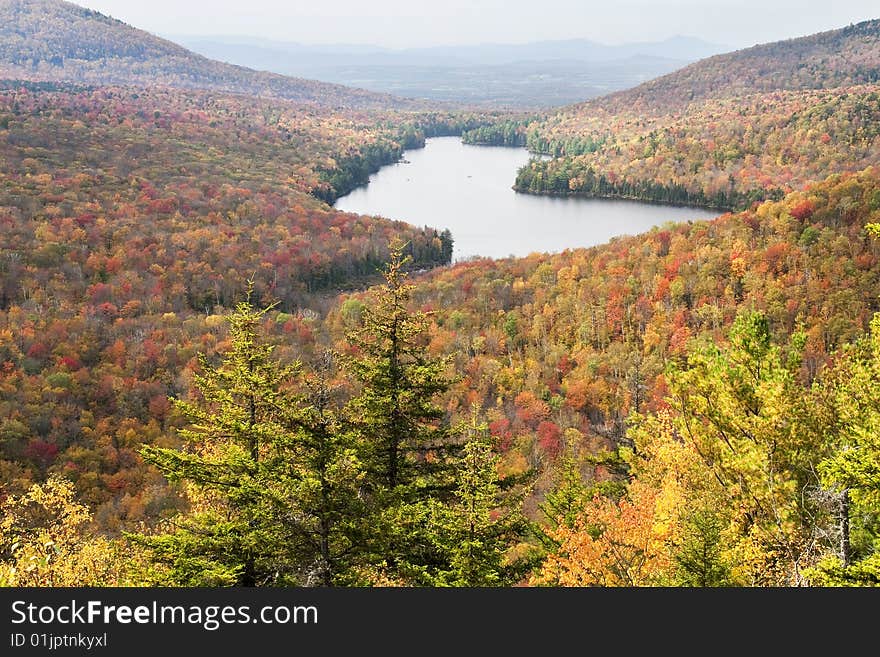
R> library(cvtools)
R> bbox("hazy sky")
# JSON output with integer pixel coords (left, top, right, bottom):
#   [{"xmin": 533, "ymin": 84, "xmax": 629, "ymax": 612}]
[{"xmin": 75, "ymin": 0, "xmax": 879, "ymax": 48}]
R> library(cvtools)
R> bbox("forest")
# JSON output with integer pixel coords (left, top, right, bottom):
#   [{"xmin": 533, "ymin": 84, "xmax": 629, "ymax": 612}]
[
  {"xmin": 4, "ymin": 155, "xmax": 880, "ymax": 584},
  {"xmin": 0, "ymin": 0, "xmax": 422, "ymax": 110},
  {"xmin": 0, "ymin": 1, "xmax": 879, "ymax": 587},
  {"xmin": 511, "ymin": 19, "xmax": 880, "ymax": 210}
]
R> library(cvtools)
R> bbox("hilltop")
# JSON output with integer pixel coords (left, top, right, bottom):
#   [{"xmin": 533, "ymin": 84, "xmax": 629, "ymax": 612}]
[
  {"xmin": 0, "ymin": 0, "xmax": 418, "ymax": 109},
  {"xmin": 514, "ymin": 19, "xmax": 880, "ymax": 210},
  {"xmin": 592, "ymin": 18, "xmax": 880, "ymax": 115}
]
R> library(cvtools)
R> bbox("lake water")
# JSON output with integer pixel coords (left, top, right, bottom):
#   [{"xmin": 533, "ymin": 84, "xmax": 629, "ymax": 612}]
[{"xmin": 334, "ymin": 136, "xmax": 719, "ymax": 260}]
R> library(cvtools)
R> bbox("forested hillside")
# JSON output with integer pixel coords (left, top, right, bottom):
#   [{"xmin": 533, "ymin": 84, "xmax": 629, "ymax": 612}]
[
  {"xmin": 593, "ymin": 18, "xmax": 880, "ymax": 115},
  {"xmin": 0, "ymin": 0, "xmax": 419, "ymax": 110},
  {"xmin": 516, "ymin": 19, "xmax": 880, "ymax": 209},
  {"xmin": 5, "ymin": 168, "xmax": 879, "ymax": 586},
  {"xmin": 373, "ymin": 167, "xmax": 880, "ymax": 494},
  {"xmin": 0, "ymin": 80, "xmax": 463, "ymax": 521}
]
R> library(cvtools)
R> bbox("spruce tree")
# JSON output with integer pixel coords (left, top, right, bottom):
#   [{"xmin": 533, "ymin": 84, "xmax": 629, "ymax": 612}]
[
  {"xmin": 345, "ymin": 242, "xmax": 453, "ymax": 491},
  {"xmin": 435, "ymin": 408, "xmax": 534, "ymax": 586},
  {"xmin": 135, "ymin": 298, "xmax": 367, "ymax": 586},
  {"xmin": 536, "ymin": 447, "xmax": 590, "ymax": 550},
  {"xmin": 285, "ymin": 351, "xmax": 367, "ymax": 586},
  {"xmin": 136, "ymin": 297, "xmax": 299, "ymax": 585},
  {"xmin": 343, "ymin": 242, "xmax": 457, "ymax": 579}
]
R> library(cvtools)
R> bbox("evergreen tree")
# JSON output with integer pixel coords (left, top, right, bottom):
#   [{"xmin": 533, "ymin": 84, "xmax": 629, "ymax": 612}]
[
  {"xmin": 672, "ymin": 508, "xmax": 734, "ymax": 587},
  {"xmin": 343, "ymin": 241, "xmax": 457, "ymax": 580},
  {"xmin": 536, "ymin": 447, "xmax": 590, "ymax": 551},
  {"xmin": 437, "ymin": 408, "xmax": 534, "ymax": 586},
  {"xmin": 285, "ymin": 351, "xmax": 367, "ymax": 586},
  {"xmin": 134, "ymin": 296, "xmax": 301, "ymax": 586},
  {"xmin": 345, "ymin": 242, "xmax": 454, "ymax": 492}
]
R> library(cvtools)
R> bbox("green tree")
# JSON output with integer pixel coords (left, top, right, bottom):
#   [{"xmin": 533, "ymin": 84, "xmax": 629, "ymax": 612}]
[
  {"xmin": 431, "ymin": 408, "xmax": 534, "ymax": 586},
  {"xmin": 665, "ymin": 311, "xmax": 831, "ymax": 585},
  {"xmin": 807, "ymin": 315, "xmax": 880, "ymax": 585},
  {"xmin": 135, "ymin": 297, "xmax": 300, "ymax": 585},
  {"xmin": 672, "ymin": 508, "xmax": 734, "ymax": 587},
  {"xmin": 287, "ymin": 351, "xmax": 367, "ymax": 586},
  {"xmin": 343, "ymin": 242, "xmax": 458, "ymax": 580},
  {"xmin": 345, "ymin": 242, "xmax": 453, "ymax": 491},
  {"xmin": 535, "ymin": 447, "xmax": 590, "ymax": 551}
]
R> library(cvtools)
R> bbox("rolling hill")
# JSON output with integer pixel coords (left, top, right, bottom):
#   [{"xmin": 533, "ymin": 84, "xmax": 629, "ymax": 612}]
[
  {"xmin": 0, "ymin": 0, "xmax": 419, "ymax": 110},
  {"xmin": 516, "ymin": 19, "xmax": 880, "ymax": 209},
  {"xmin": 592, "ymin": 18, "xmax": 880, "ymax": 115}
]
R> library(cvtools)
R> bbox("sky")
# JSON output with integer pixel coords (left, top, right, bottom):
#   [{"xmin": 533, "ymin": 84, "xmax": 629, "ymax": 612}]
[{"xmin": 74, "ymin": 0, "xmax": 880, "ymax": 49}]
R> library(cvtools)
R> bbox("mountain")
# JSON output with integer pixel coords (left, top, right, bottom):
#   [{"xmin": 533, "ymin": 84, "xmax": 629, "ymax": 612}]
[
  {"xmin": 591, "ymin": 18, "xmax": 880, "ymax": 114},
  {"xmin": 515, "ymin": 19, "xmax": 880, "ymax": 208},
  {"xmin": 0, "ymin": 0, "xmax": 417, "ymax": 109},
  {"xmin": 175, "ymin": 34, "xmax": 728, "ymax": 68},
  {"xmin": 173, "ymin": 34, "xmax": 728, "ymax": 108}
]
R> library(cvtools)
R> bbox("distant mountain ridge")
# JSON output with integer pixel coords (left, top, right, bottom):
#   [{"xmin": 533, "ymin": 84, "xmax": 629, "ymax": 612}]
[
  {"xmin": 0, "ymin": 0, "xmax": 419, "ymax": 109},
  {"xmin": 173, "ymin": 34, "xmax": 728, "ymax": 69},
  {"xmin": 172, "ymin": 34, "xmax": 727, "ymax": 108}
]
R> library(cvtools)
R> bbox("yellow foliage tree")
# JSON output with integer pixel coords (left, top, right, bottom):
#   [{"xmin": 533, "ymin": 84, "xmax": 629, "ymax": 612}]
[{"xmin": 0, "ymin": 477, "xmax": 139, "ymax": 586}]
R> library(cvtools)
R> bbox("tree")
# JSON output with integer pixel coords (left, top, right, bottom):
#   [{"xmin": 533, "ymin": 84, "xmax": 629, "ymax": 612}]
[
  {"xmin": 343, "ymin": 242, "xmax": 458, "ymax": 580},
  {"xmin": 285, "ymin": 351, "xmax": 367, "ymax": 586},
  {"xmin": 532, "ymin": 480, "xmax": 672, "ymax": 586},
  {"xmin": 345, "ymin": 241, "xmax": 454, "ymax": 492},
  {"xmin": 535, "ymin": 446, "xmax": 590, "ymax": 551},
  {"xmin": 671, "ymin": 508, "xmax": 734, "ymax": 587},
  {"xmin": 807, "ymin": 314, "xmax": 880, "ymax": 585},
  {"xmin": 662, "ymin": 311, "xmax": 831, "ymax": 585},
  {"xmin": 430, "ymin": 408, "xmax": 534, "ymax": 586},
  {"xmin": 135, "ymin": 295, "xmax": 302, "ymax": 586},
  {"xmin": 0, "ymin": 477, "xmax": 137, "ymax": 586}
]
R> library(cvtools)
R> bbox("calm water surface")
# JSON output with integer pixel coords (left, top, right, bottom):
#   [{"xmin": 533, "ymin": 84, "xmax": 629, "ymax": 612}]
[{"xmin": 334, "ymin": 136, "xmax": 719, "ymax": 260}]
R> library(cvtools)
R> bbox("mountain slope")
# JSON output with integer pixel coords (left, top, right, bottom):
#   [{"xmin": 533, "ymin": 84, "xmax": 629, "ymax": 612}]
[
  {"xmin": 517, "ymin": 19, "xmax": 880, "ymax": 209},
  {"xmin": 0, "ymin": 0, "xmax": 417, "ymax": 109},
  {"xmin": 592, "ymin": 18, "xmax": 880, "ymax": 114}
]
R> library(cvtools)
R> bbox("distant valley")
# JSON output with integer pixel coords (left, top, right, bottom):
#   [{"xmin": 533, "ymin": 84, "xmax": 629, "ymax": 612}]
[{"xmin": 172, "ymin": 34, "xmax": 729, "ymax": 108}]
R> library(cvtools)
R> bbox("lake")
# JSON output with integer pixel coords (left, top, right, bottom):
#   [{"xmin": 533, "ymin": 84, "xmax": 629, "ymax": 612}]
[{"xmin": 334, "ymin": 136, "xmax": 719, "ymax": 260}]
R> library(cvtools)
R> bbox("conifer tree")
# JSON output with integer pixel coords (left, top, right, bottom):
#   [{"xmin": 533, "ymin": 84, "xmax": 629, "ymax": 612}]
[
  {"xmin": 135, "ymin": 298, "xmax": 372, "ymax": 586},
  {"xmin": 286, "ymin": 351, "xmax": 367, "ymax": 586},
  {"xmin": 135, "ymin": 296, "xmax": 301, "ymax": 585},
  {"xmin": 536, "ymin": 447, "xmax": 590, "ymax": 551},
  {"xmin": 436, "ymin": 408, "xmax": 534, "ymax": 586},
  {"xmin": 343, "ymin": 241, "xmax": 458, "ymax": 579},
  {"xmin": 345, "ymin": 241, "xmax": 454, "ymax": 492}
]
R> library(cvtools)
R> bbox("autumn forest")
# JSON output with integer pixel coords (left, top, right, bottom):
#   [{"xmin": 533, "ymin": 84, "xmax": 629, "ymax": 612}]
[{"xmin": 1, "ymin": 0, "xmax": 879, "ymax": 588}]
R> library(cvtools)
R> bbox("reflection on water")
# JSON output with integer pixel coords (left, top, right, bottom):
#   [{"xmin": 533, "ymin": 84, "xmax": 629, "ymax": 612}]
[{"xmin": 334, "ymin": 136, "xmax": 719, "ymax": 261}]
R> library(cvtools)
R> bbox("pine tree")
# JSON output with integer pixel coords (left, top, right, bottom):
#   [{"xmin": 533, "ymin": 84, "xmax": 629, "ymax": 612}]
[
  {"xmin": 342, "ymin": 241, "xmax": 458, "ymax": 580},
  {"xmin": 437, "ymin": 408, "xmax": 534, "ymax": 586},
  {"xmin": 134, "ymin": 296, "xmax": 301, "ymax": 585},
  {"xmin": 134, "ymin": 297, "xmax": 374, "ymax": 586}
]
